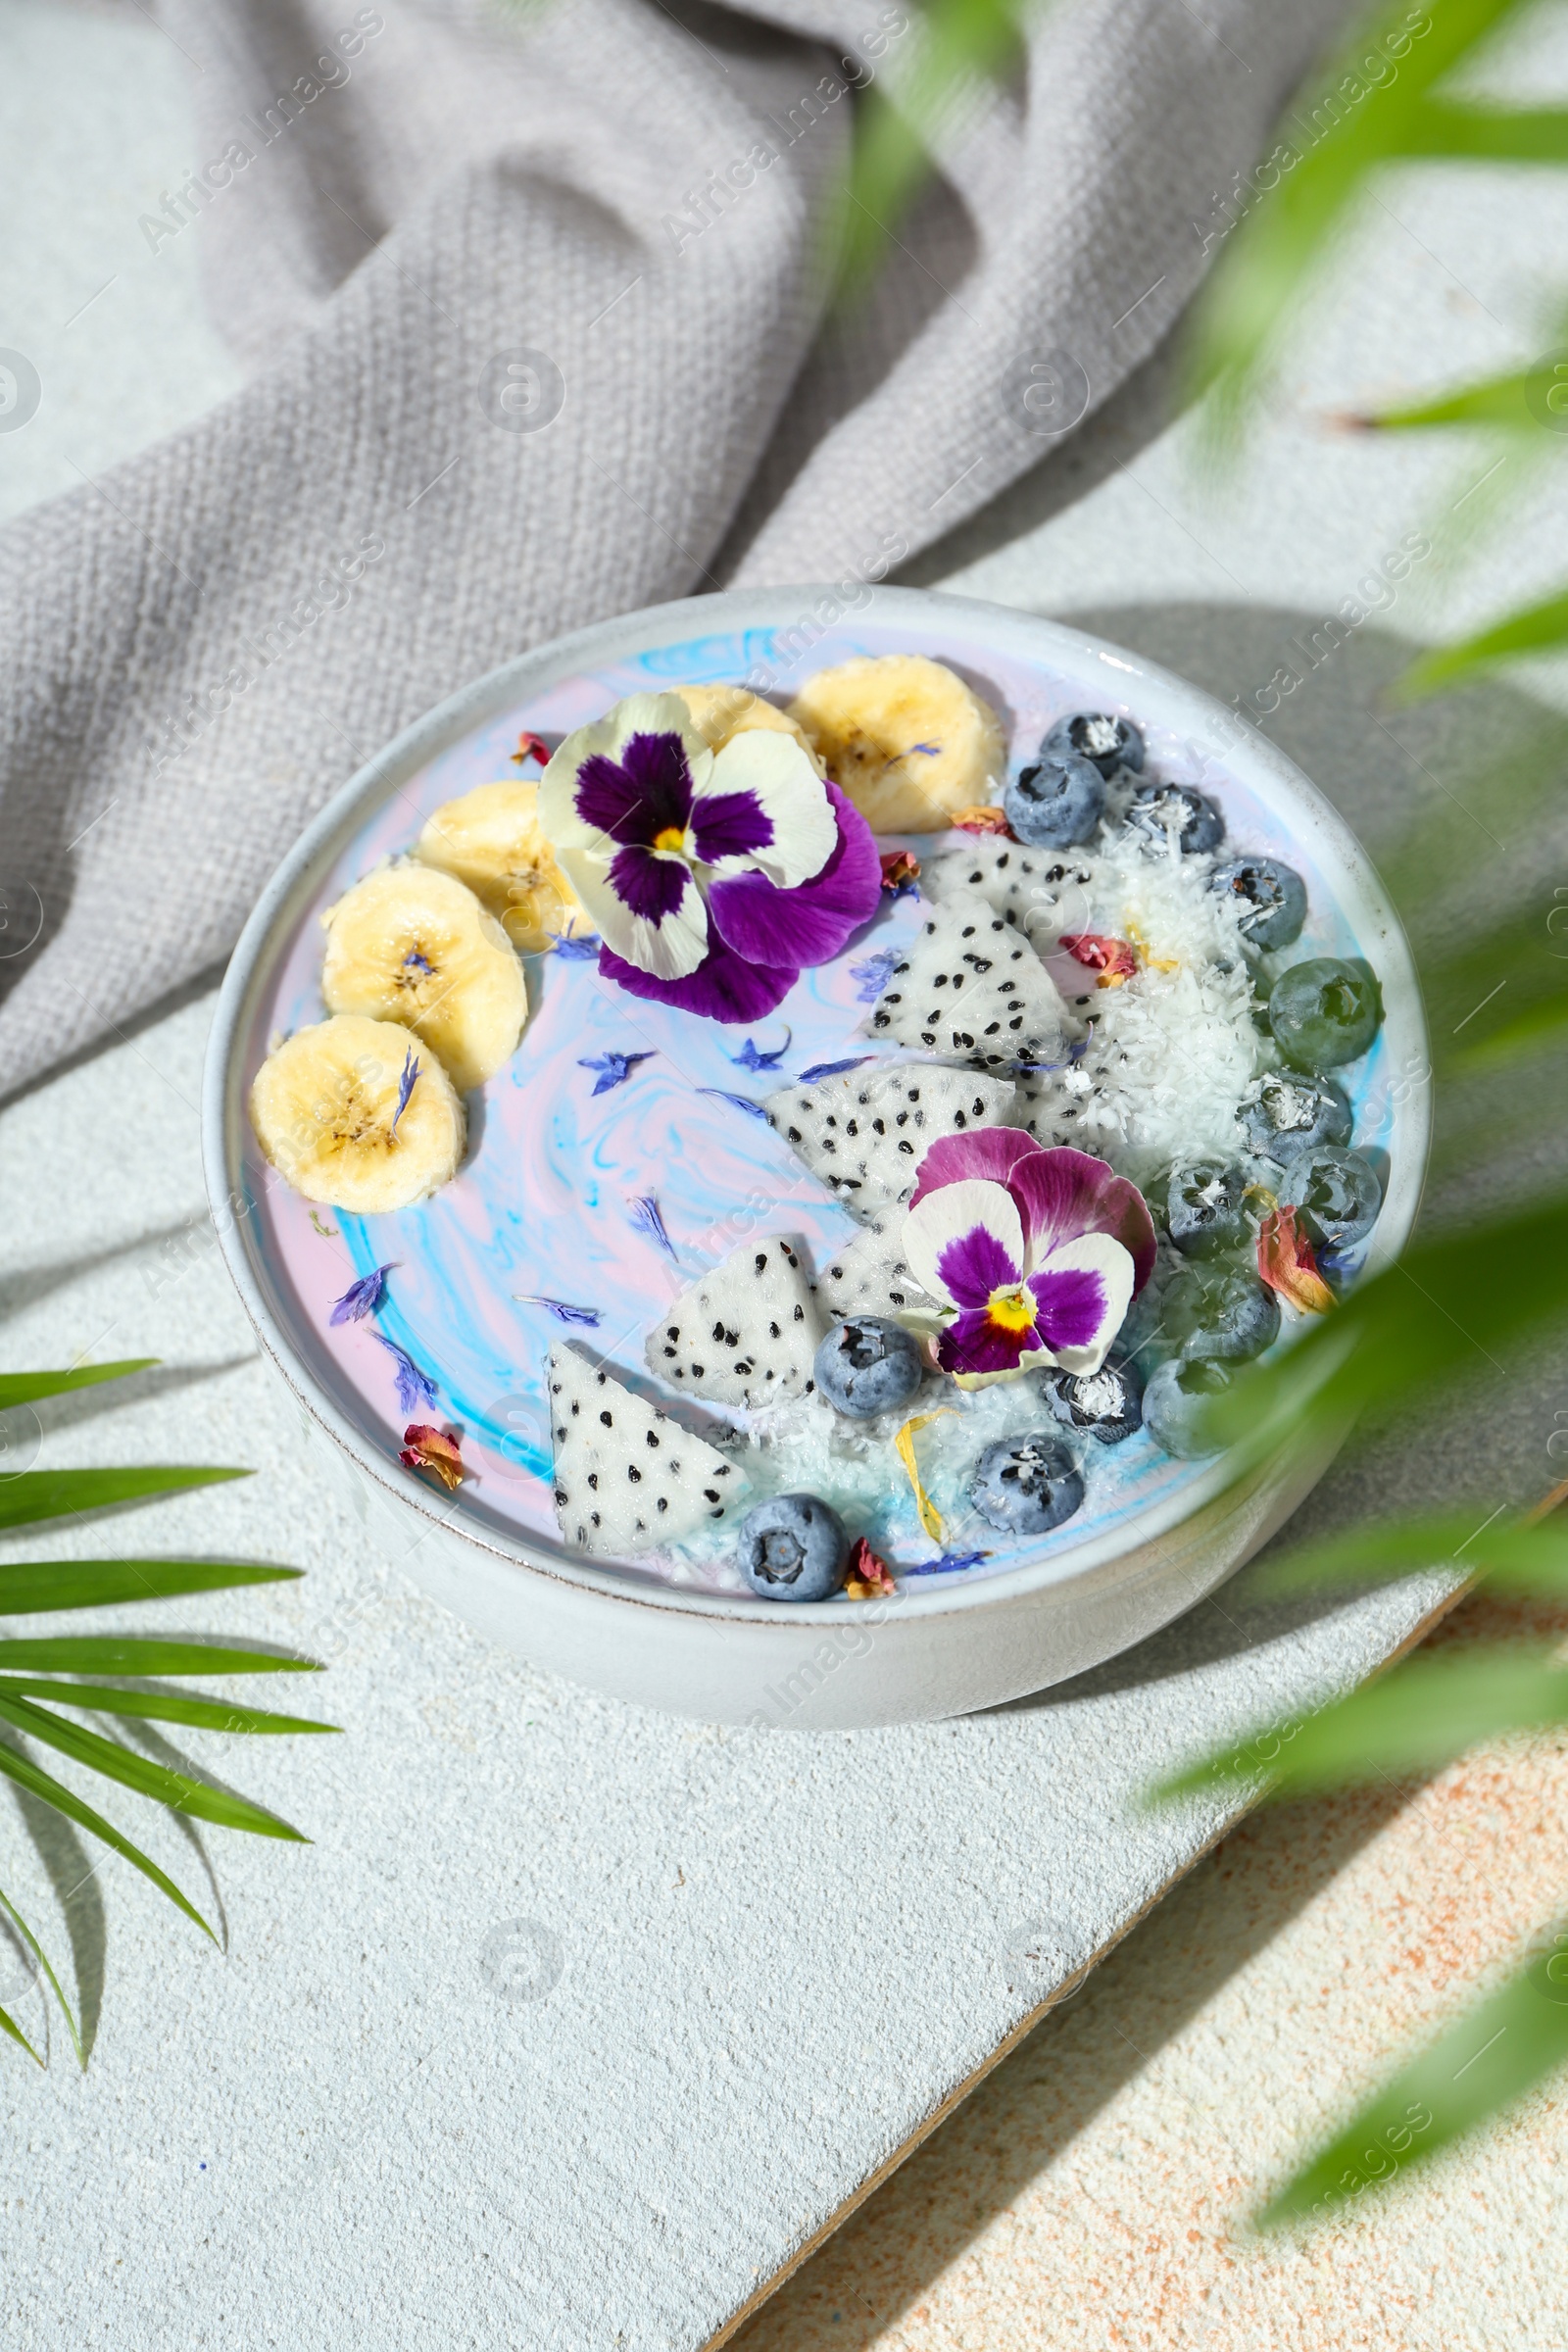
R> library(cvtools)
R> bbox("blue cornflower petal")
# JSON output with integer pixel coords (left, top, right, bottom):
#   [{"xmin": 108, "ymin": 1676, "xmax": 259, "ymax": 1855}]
[
  {"xmin": 388, "ymin": 1049, "xmax": 418, "ymax": 1137},
  {"xmin": 328, "ymin": 1262, "xmax": 393, "ymax": 1327},
  {"xmin": 630, "ymin": 1196, "xmax": 676, "ymax": 1258},
  {"xmin": 798, "ymin": 1056, "xmax": 872, "ymax": 1084},
  {"xmin": 698, "ymin": 1089, "xmax": 770, "ymax": 1120},
  {"xmin": 728, "ymin": 1028, "xmax": 792, "ymax": 1073},
  {"xmin": 514, "ymin": 1296, "xmax": 603, "ymax": 1327},
  {"xmin": 372, "ymin": 1332, "xmax": 439, "ymax": 1414},
  {"xmin": 578, "ymin": 1050, "xmax": 657, "ymax": 1097},
  {"xmin": 905, "ymin": 1549, "xmax": 990, "ymax": 1577},
  {"xmin": 849, "ymin": 950, "xmax": 899, "ymax": 1005},
  {"xmin": 548, "ymin": 931, "xmax": 602, "ymax": 960}
]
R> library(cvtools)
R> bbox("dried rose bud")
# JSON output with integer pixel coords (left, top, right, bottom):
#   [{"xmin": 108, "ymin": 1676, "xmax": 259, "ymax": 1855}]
[
  {"xmin": 845, "ymin": 1536, "xmax": 897, "ymax": 1600},
  {"xmin": 1256, "ymin": 1205, "xmax": 1336, "ymax": 1316},
  {"xmin": 1059, "ymin": 931, "xmax": 1139, "ymax": 988},
  {"xmin": 400, "ymin": 1423, "xmax": 466, "ymax": 1490}
]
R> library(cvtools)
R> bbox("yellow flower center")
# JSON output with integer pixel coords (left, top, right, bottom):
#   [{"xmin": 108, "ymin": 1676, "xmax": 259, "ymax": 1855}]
[
  {"xmin": 986, "ymin": 1287, "xmax": 1036, "ymax": 1335},
  {"xmin": 652, "ymin": 825, "xmax": 687, "ymax": 854}
]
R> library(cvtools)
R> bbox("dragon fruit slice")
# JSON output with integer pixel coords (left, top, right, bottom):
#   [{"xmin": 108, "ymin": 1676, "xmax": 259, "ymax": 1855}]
[
  {"xmin": 548, "ymin": 1344, "xmax": 745, "ymax": 1554},
  {"xmin": 922, "ymin": 836, "xmax": 1099, "ymax": 938},
  {"xmin": 764, "ymin": 1059, "xmax": 1016, "ymax": 1225},
  {"xmin": 646, "ymin": 1236, "xmax": 822, "ymax": 1410},
  {"xmin": 815, "ymin": 1225, "xmax": 935, "ymax": 1324},
  {"xmin": 866, "ymin": 892, "xmax": 1066, "ymax": 1072}
]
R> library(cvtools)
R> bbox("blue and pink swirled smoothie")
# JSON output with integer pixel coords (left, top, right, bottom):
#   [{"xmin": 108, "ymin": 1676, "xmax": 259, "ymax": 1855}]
[{"xmin": 243, "ymin": 641, "xmax": 1391, "ymax": 1601}]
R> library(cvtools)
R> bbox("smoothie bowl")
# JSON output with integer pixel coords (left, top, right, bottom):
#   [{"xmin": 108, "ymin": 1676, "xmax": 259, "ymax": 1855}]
[{"xmin": 204, "ymin": 585, "xmax": 1428, "ymax": 1729}]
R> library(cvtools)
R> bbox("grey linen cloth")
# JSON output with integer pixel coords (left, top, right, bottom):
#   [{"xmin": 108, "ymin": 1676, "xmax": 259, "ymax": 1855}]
[{"xmin": 0, "ymin": 0, "xmax": 1351, "ymax": 1097}]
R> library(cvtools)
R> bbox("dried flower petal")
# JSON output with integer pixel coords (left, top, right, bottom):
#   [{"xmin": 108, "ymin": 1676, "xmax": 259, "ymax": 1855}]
[
  {"xmin": 548, "ymin": 930, "xmax": 602, "ymax": 960},
  {"xmin": 798, "ymin": 1055, "xmax": 872, "ymax": 1083},
  {"xmin": 388, "ymin": 1048, "xmax": 418, "ymax": 1135},
  {"xmin": 511, "ymin": 730, "xmax": 554, "ymax": 768},
  {"xmin": 951, "ymin": 805, "xmax": 1014, "ymax": 837},
  {"xmin": 905, "ymin": 1549, "xmax": 990, "ymax": 1577},
  {"xmin": 400, "ymin": 1423, "xmax": 465, "ymax": 1490},
  {"xmin": 850, "ymin": 949, "xmax": 900, "ymax": 1004},
  {"xmin": 1257, "ymin": 1204, "xmax": 1337, "ymax": 1316},
  {"xmin": 579, "ymin": 1050, "xmax": 657, "ymax": 1096},
  {"xmin": 845, "ymin": 1536, "xmax": 897, "ymax": 1599},
  {"xmin": 373, "ymin": 1332, "xmax": 439, "ymax": 1413},
  {"xmin": 328, "ymin": 1262, "xmax": 393, "ymax": 1326},
  {"xmin": 895, "ymin": 1409, "xmax": 957, "ymax": 1544},
  {"xmin": 728, "ymin": 1029, "xmax": 792, "ymax": 1073},
  {"xmin": 630, "ymin": 1196, "xmax": 676, "ymax": 1257},
  {"xmin": 698, "ymin": 1088, "xmax": 770, "ymax": 1120},
  {"xmin": 879, "ymin": 849, "xmax": 921, "ymax": 898},
  {"xmin": 1060, "ymin": 933, "xmax": 1139, "ymax": 988},
  {"xmin": 514, "ymin": 1296, "xmax": 602, "ymax": 1327}
]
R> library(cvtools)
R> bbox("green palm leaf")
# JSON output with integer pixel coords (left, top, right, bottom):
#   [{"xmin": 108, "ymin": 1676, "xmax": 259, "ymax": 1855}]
[
  {"xmin": 1160, "ymin": 1649, "xmax": 1568, "ymax": 1802},
  {"xmin": 1340, "ymin": 360, "xmax": 1563, "ymax": 429},
  {"xmin": 836, "ymin": 0, "xmax": 1030, "ymax": 285},
  {"xmin": 0, "ymin": 1559, "xmax": 302, "ymax": 1615},
  {"xmin": 0, "ymin": 1682, "xmax": 336, "ymax": 1736},
  {"xmin": 0, "ymin": 2001, "xmax": 38, "ymax": 2063},
  {"xmin": 0, "ymin": 1466, "xmax": 250, "ymax": 1533},
  {"xmin": 1396, "ymin": 588, "xmax": 1568, "ymax": 696},
  {"xmin": 0, "ymin": 1637, "xmax": 318, "ymax": 1674},
  {"xmin": 1260, "ymin": 1944, "xmax": 1568, "ymax": 2224},
  {"xmin": 0, "ymin": 1362, "xmax": 157, "ymax": 1410},
  {"xmin": 1189, "ymin": 0, "xmax": 1527, "ymax": 419},
  {"xmin": 0, "ymin": 1355, "xmax": 324, "ymax": 2065},
  {"xmin": 1253, "ymin": 1510, "xmax": 1568, "ymax": 1597},
  {"xmin": 0, "ymin": 1740, "xmax": 211, "ymax": 1937},
  {"xmin": 0, "ymin": 1885, "xmax": 82, "ymax": 2069},
  {"xmin": 0, "ymin": 1694, "xmax": 306, "ymax": 1839}
]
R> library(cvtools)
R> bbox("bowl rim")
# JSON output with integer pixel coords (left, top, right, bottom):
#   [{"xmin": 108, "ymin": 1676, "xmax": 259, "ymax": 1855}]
[{"xmin": 203, "ymin": 581, "xmax": 1431, "ymax": 1630}]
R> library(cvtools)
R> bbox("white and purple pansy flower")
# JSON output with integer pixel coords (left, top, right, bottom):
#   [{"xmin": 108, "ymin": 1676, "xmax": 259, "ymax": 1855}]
[
  {"xmin": 538, "ymin": 693, "xmax": 882, "ymax": 1021},
  {"xmin": 902, "ymin": 1128, "xmax": 1157, "ymax": 1389}
]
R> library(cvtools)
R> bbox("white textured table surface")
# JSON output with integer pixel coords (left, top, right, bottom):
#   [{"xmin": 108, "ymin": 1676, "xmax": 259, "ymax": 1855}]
[{"xmin": 2, "ymin": 5, "xmax": 1564, "ymax": 2348}]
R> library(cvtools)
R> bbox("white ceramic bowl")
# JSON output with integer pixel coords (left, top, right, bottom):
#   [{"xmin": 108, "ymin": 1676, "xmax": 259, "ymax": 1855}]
[{"xmin": 204, "ymin": 585, "xmax": 1428, "ymax": 1728}]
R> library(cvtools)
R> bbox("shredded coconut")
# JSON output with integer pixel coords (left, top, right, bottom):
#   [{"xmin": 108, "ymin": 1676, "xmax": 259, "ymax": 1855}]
[{"xmin": 1016, "ymin": 825, "xmax": 1267, "ymax": 1189}]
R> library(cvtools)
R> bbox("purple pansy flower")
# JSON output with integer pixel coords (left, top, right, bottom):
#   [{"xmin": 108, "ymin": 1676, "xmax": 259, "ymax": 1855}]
[
  {"xmin": 538, "ymin": 693, "xmax": 881, "ymax": 1022},
  {"xmin": 901, "ymin": 1128, "xmax": 1155, "ymax": 1389}
]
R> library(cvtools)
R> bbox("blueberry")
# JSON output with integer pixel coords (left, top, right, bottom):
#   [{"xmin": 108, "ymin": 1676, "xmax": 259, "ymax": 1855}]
[
  {"xmin": 1004, "ymin": 754, "xmax": 1104, "ymax": 848},
  {"xmin": 968, "ymin": 1433, "xmax": 1085, "ymax": 1535},
  {"xmin": 814, "ymin": 1316, "xmax": 923, "ymax": 1418},
  {"xmin": 1237, "ymin": 1071, "xmax": 1352, "ymax": 1164},
  {"xmin": 1287, "ymin": 1145, "xmax": 1382, "ymax": 1251},
  {"xmin": 1208, "ymin": 856, "xmax": 1307, "ymax": 951},
  {"xmin": 1162, "ymin": 1263, "xmax": 1281, "ymax": 1363},
  {"xmin": 736, "ymin": 1494, "xmax": 850, "ymax": 1601},
  {"xmin": 1268, "ymin": 957, "xmax": 1383, "ymax": 1070},
  {"xmin": 1042, "ymin": 711, "xmax": 1145, "ymax": 778},
  {"xmin": 1129, "ymin": 781, "xmax": 1225, "ymax": 855},
  {"xmin": 1165, "ymin": 1158, "xmax": 1250, "ymax": 1257},
  {"xmin": 1142, "ymin": 1356, "xmax": 1232, "ymax": 1458},
  {"xmin": 1040, "ymin": 1355, "xmax": 1144, "ymax": 1444}
]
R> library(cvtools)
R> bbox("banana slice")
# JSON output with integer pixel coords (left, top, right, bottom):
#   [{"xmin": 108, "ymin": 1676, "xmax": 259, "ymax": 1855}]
[
  {"xmin": 249, "ymin": 1014, "xmax": 465, "ymax": 1212},
  {"xmin": 674, "ymin": 684, "xmax": 822, "ymax": 769},
  {"xmin": 788, "ymin": 654, "xmax": 1006, "ymax": 833},
  {"xmin": 415, "ymin": 780, "xmax": 586, "ymax": 955},
  {"xmin": 320, "ymin": 864, "xmax": 528, "ymax": 1094}
]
